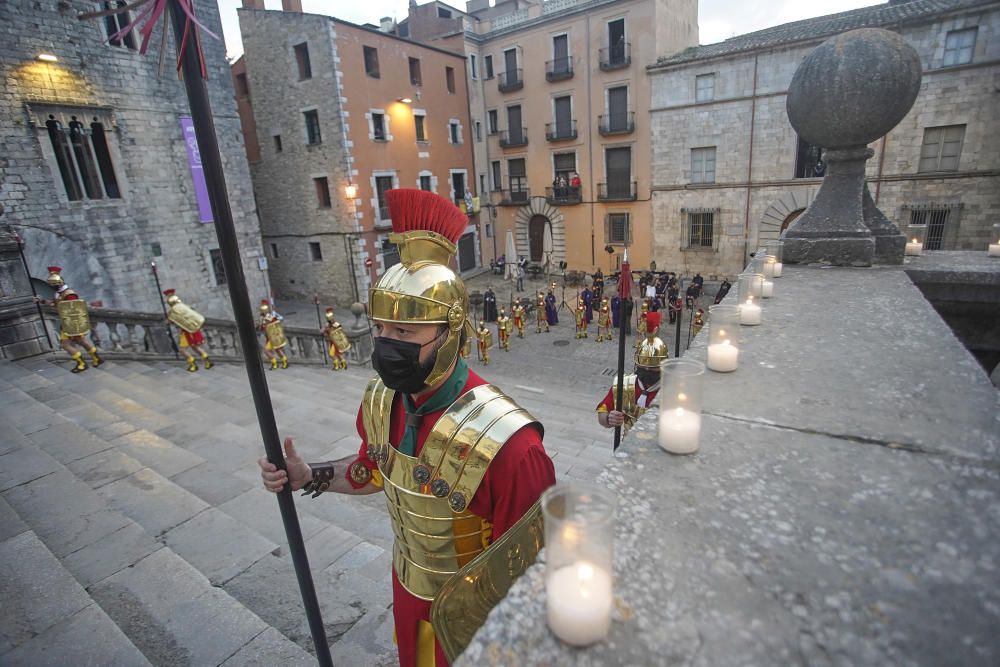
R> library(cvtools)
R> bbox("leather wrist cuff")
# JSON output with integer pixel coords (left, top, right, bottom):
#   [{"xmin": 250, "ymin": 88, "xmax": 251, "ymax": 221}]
[{"xmin": 300, "ymin": 461, "xmax": 336, "ymax": 498}]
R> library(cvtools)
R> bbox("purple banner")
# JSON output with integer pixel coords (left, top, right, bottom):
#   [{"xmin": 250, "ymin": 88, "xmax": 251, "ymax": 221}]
[{"xmin": 179, "ymin": 115, "xmax": 213, "ymax": 223}]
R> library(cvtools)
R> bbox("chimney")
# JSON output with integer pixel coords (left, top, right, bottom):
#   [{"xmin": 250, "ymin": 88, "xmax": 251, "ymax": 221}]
[
  {"xmin": 380, "ymin": 16, "xmax": 395, "ymax": 32},
  {"xmin": 281, "ymin": 0, "xmax": 303, "ymax": 11},
  {"xmin": 241, "ymin": 0, "xmax": 265, "ymax": 8},
  {"xmin": 466, "ymin": 0, "xmax": 489, "ymax": 13}
]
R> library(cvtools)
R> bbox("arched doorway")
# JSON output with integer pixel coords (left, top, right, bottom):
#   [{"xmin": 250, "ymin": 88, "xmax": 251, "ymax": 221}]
[
  {"xmin": 528, "ymin": 215, "xmax": 548, "ymax": 262},
  {"xmin": 782, "ymin": 208, "xmax": 805, "ymax": 232}
]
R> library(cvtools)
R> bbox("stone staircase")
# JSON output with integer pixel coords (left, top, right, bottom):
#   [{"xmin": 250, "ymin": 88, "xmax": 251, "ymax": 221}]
[{"xmin": 0, "ymin": 347, "xmax": 613, "ymax": 665}]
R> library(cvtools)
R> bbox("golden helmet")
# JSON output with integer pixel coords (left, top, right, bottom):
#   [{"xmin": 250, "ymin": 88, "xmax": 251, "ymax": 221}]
[
  {"xmin": 640, "ymin": 301, "xmax": 649, "ymax": 313},
  {"xmin": 163, "ymin": 288, "xmax": 181, "ymax": 307},
  {"xmin": 259, "ymin": 299, "xmax": 270, "ymax": 314},
  {"xmin": 499, "ymin": 307, "xmax": 506, "ymax": 317},
  {"xmin": 325, "ymin": 307, "xmax": 336, "ymax": 322},
  {"xmin": 46, "ymin": 266, "xmax": 65, "ymax": 288},
  {"xmin": 368, "ymin": 189, "xmax": 474, "ymax": 389},
  {"xmin": 636, "ymin": 312, "xmax": 669, "ymax": 368},
  {"xmin": 601, "ymin": 297, "xmax": 609, "ymax": 305}
]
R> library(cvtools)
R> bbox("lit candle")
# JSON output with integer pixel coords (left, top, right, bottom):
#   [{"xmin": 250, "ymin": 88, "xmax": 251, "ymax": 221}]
[
  {"xmin": 658, "ymin": 405, "xmax": 702, "ymax": 454},
  {"xmin": 546, "ymin": 561, "xmax": 613, "ymax": 646},
  {"xmin": 905, "ymin": 238, "xmax": 923, "ymax": 256},
  {"xmin": 739, "ymin": 297, "xmax": 761, "ymax": 326},
  {"xmin": 772, "ymin": 261, "xmax": 783, "ymax": 278},
  {"xmin": 761, "ymin": 280, "xmax": 774, "ymax": 298},
  {"xmin": 988, "ymin": 242, "xmax": 1000, "ymax": 257},
  {"xmin": 763, "ymin": 257, "xmax": 776, "ymax": 279},
  {"xmin": 706, "ymin": 338, "xmax": 738, "ymax": 372}
]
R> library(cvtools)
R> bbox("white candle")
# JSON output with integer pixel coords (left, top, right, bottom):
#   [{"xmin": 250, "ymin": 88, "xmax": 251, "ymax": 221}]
[
  {"xmin": 739, "ymin": 299, "xmax": 761, "ymax": 326},
  {"xmin": 772, "ymin": 261, "xmax": 783, "ymax": 278},
  {"xmin": 761, "ymin": 280, "xmax": 774, "ymax": 298},
  {"xmin": 659, "ymin": 406, "xmax": 702, "ymax": 453},
  {"xmin": 763, "ymin": 259, "xmax": 775, "ymax": 279},
  {"xmin": 988, "ymin": 243, "xmax": 1000, "ymax": 257},
  {"xmin": 707, "ymin": 339, "xmax": 738, "ymax": 372},
  {"xmin": 546, "ymin": 561, "xmax": 613, "ymax": 646},
  {"xmin": 905, "ymin": 239, "xmax": 923, "ymax": 256}
]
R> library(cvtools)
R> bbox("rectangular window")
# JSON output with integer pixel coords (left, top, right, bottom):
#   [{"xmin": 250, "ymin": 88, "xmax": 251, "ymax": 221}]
[
  {"xmin": 794, "ymin": 137, "xmax": 825, "ymax": 178},
  {"xmin": 695, "ymin": 73, "xmax": 715, "ymax": 102},
  {"xmin": 475, "ymin": 121, "xmax": 482, "ymax": 142},
  {"xmin": 688, "ymin": 212, "xmax": 715, "ymax": 248},
  {"xmin": 314, "ymin": 176, "xmax": 331, "ymax": 208},
  {"xmin": 304, "ymin": 109, "xmax": 321, "ymax": 145},
  {"xmin": 479, "ymin": 174, "xmax": 486, "ymax": 194},
  {"xmin": 605, "ymin": 146, "xmax": 631, "ymax": 196},
  {"xmin": 446, "ymin": 66, "xmax": 456, "ymax": 93},
  {"xmin": 235, "ymin": 73, "xmax": 249, "ymax": 96},
  {"xmin": 375, "ymin": 175, "xmax": 394, "ymax": 221},
  {"xmin": 409, "ymin": 57, "xmax": 422, "ymax": 85},
  {"xmin": 44, "ymin": 116, "xmax": 122, "ymax": 201},
  {"xmin": 372, "ymin": 112, "xmax": 386, "ymax": 141},
  {"xmin": 491, "ymin": 161, "xmax": 502, "ymax": 191},
  {"xmin": 420, "ymin": 174, "xmax": 432, "ymax": 191},
  {"xmin": 554, "ymin": 152, "xmax": 576, "ymax": 183},
  {"xmin": 363, "ymin": 46, "xmax": 380, "ymax": 78},
  {"xmin": 506, "ymin": 105, "xmax": 523, "ymax": 143},
  {"xmin": 919, "ymin": 125, "xmax": 965, "ymax": 172},
  {"xmin": 309, "ymin": 242, "xmax": 323, "ymax": 261},
  {"xmin": 103, "ymin": 1, "xmax": 138, "ymax": 50},
  {"xmin": 415, "ymin": 114, "xmax": 426, "ymax": 142},
  {"xmin": 270, "ymin": 243, "xmax": 279, "ymax": 259},
  {"xmin": 508, "ymin": 158, "xmax": 527, "ymax": 202},
  {"xmin": 438, "ymin": 6, "xmax": 452, "ymax": 18},
  {"xmin": 450, "ymin": 121, "xmax": 460, "ymax": 144},
  {"xmin": 451, "ymin": 172, "xmax": 466, "ymax": 205},
  {"xmin": 690, "ymin": 146, "xmax": 716, "ymax": 184},
  {"xmin": 470, "ymin": 54, "xmax": 478, "ymax": 79},
  {"xmin": 552, "ymin": 34, "xmax": 569, "ymax": 72},
  {"xmin": 273, "ymin": 134, "xmax": 282, "ymax": 152},
  {"xmin": 484, "ymin": 55, "xmax": 494, "ymax": 79},
  {"xmin": 909, "ymin": 208, "xmax": 951, "ymax": 250},
  {"xmin": 605, "ymin": 213, "xmax": 630, "ymax": 244},
  {"xmin": 209, "ymin": 248, "xmax": 227, "ymax": 284},
  {"xmin": 487, "ymin": 109, "xmax": 498, "ymax": 134},
  {"xmin": 398, "ymin": 22, "xmax": 409, "ymax": 38},
  {"xmin": 294, "ymin": 42, "xmax": 312, "ymax": 80},
  {"xmin": 943, "ymin": 27, "xmax": 977, "ymax": 66}
]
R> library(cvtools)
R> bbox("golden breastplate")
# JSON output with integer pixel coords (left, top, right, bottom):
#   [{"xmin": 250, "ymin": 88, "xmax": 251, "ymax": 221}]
[
  {"xmin": 613, "ymin": 374, "xmax": 644, "ymax": 435},
  {"xmin": 362, "ymin": 378, "xmax": 542, "ymax": 601}
]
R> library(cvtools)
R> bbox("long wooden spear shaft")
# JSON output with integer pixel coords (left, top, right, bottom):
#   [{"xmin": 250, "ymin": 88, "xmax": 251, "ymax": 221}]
[
  {"xmin": 166, "ymin": 3, "xmax": 332, "ymax": 664},
  {"xmin": 613, "ymin": 249, "xmax": 631, "ymax": 451}
]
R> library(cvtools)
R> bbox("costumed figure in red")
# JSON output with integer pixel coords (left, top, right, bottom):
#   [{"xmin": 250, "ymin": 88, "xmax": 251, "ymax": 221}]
[
  {"xmin": 35, "ymin": 266, "xmax": 102, "ymax": 373},
  {"xmin": 596, "ymin": 297, "xmax": 612, "ymax": 342},
  {"xmin": 321, "ymin": 308, "xmax": 351, "ymax": 370},
  {"xmin": 258, "ymin": 300, "xmax": 289, "ymax": 369},
  {"xmin": 511, "ymin": 298, "xmax": 526, "ymax": 338},
  {"xmin": 597, "ymin": 311, "xmax": 668, "ymax": 435},
  {"xmin": 163, "ymin": 289, "xmax": 213, "ymax": 372}
]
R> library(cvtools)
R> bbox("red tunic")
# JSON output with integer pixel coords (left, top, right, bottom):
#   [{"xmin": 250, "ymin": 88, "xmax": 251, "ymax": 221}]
[
  {"xmin": 181, "ymin": 329, "xmax": 205, "ymax": 346},
  {"xmin": 349, "ymin": 369, "xmax": 555, "ymax": 667}
]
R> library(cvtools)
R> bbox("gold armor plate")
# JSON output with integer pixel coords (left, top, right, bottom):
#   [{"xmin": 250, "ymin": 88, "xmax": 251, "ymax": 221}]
[
  {"xmin": 612, "ymin": 373, "xmax": 643, "ymax": 435},
  {"xmin": 57, "ymin": 299, "xmax": 90, "ymax": 336},
  {"xmin": 478, "ymin": 329, "xmax": 492, "ymax": 348},
  {"xmin": 168, "ymin": 303, "xmax": 205, "ymax": 334},
  {"xmin": 330, "ymin": 326, "xmax": 351, "ymax": 351},
  {"xmin": 264, "ymin": 320, "xmax": 287, "ymax": 348}
]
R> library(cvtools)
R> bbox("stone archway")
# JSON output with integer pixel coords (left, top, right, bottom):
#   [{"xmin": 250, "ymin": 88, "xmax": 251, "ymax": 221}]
[
  {"xmin": 758, "ymin": 189, "xmax": 817, "ymax": 244},
  {"xmin": 514, "ymin": 197, "xmax": 565, "ymax": 265}
]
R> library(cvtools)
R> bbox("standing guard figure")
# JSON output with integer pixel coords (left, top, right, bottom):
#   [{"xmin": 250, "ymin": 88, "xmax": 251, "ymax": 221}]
[
  {"xmin": 511, "ymin": 298, "xmax": 526, "ymax": 338},
  {"xmin": 596, "ymin": 297, "xmax": 612, "ymax": 342},
  {"xmin": 574, "ymin": 297, "xmax": 588, "ymax": 339},
  {"xmin": 258, "ymin": 300, "xmax": 289, "ymax": 369},
  {"xmin": 692, "ymin": 308, "xmax": 705, "ymax": 338},
  {"xmin": 496, "ymin": 307, "xmax": 512, "ymax": 351},
  {"xmin": 636, "ymin": 300, "xmax": 650, "ymax": 348},
  {"xmin": 36, "ymin": 266, "xmax": 102, "ymax": 373},
  {"xmin": 535, "ymin": 291, "xmax": 549, "ymax": 333},
  {"xmin": 482, "ymin": 287, "xmax": 498, "ymax": 323},
  {"xmin": 163, "ymin": 289, "xmax": 213, "ymax": 372},
  {"xmin": 322, "ymin": 308, "xmax": 351, "ymax": 370},
  {"xmin": 476, "ymin": 320, "xmax": 493, "ymax": 364},
  {"xmin": 596, "ymin": 312, "xmax": 668, "ymax": 435},
  {"xmin": 544, "ymin": 284, "xmax": 559, "ymax": 326}
]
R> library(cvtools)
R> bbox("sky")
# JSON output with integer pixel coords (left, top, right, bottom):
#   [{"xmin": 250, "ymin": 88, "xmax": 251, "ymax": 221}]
[{"xmin": 218, "ymin": 0, "xmax": 883, "ymax": 61}]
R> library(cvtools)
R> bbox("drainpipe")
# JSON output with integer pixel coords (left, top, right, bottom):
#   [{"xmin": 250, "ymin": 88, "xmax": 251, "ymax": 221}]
[{"xmin": 742, "ymin": 53, "xmax": 759, "ymax": 264}]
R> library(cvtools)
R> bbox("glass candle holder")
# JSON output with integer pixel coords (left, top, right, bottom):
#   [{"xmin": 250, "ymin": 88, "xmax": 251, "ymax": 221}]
[
  {"xmin": 543, "ymin": 483, "xmax": 615, "ymax": 647},
  {"xmin": 905, "ymin": 226, "xmax": 925, "ymax": 256},
  {"xmin": 658, "ymin": 358, "xmax": 705, "ymax": 454},
  {"xmin": 764, "ymin": 240, "xmax": 784, "ymax": 277},
  {"xmin": 739, "ymin": 295, "xmax": 762, "ymax": 325},
  {"xmin": 706, "ymin": 305, "xmax": 740, "ymax": 372},
  {"xmin": 738, "ymin": 272, "xmax": 763, "ymax": 301}
]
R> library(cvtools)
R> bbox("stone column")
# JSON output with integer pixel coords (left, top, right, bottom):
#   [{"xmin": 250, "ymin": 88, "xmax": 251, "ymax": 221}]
[{"xmin": 0, "ymin": 220, "xmax": 52, "ymax": 359}]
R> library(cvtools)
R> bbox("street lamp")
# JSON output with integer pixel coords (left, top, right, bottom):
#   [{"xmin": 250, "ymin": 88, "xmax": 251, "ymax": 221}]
[
  {"xmin": 37, "ymin": 53, "xmax": 58, "ymax": 62},
  {"xmin": 344, "ymin": 183, "xmax": 357, "ymax": 199}
]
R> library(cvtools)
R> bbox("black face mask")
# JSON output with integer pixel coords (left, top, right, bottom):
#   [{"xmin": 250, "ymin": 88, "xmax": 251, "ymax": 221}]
[
  {"xmin": 636, "ymin": 368, "xmax": 660, "ymax": 388},
  {"xmin": 371, "ymin": 331, "xmax": 446, "ymax": 394}
]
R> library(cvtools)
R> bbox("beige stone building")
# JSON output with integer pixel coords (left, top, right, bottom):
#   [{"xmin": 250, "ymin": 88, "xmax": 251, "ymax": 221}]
[
  {"xmin": 648, "ymin": 0, "xmax": 1000, "ymax": 278},
  {"xmin": 236, "ymin": 0, "xmax": 478, "ymax": 305}
]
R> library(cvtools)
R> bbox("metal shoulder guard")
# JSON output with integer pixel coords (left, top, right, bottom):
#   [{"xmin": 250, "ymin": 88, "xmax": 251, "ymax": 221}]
[{"xmin": 611, "ymin": 373, "xmax": 642, "ymax": 433}]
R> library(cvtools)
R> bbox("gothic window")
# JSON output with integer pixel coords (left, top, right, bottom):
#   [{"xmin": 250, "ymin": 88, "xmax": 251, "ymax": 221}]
[
  {"xmin": 209, "ymin": 248, "xmax": 227, "ymax": 285},
  {"xmin": 44, "ymin": 111, "xmax": 121, "ymax": 201}
]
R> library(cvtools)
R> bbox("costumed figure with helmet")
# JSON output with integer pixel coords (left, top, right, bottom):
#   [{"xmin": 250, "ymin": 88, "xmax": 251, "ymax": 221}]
[
  {"xmin": 596, "ymin": 297, "xmax": 612, "ymax": 342},
  {"xmin": 476, "ymin": 320, "xmax": 492, "ymax": 364},
  {"xmin": 574, "ymin": 296, "xmax": 588, "ymax": 339},
  {"xmin": 258, "ymin": 300, "xmax": 289, "ymax": 369},
  {"xmin": 322, "ymin": 308, "xmax": 351, "ymax": 370},
  {"xmin": 257, "ymin": 189, "xmax": 555, "ymax": 667},
  {"xmin": 496, "ymin": 307, "xmax": 512, "ymax": 351},
  {"xmin": 511, "ymin": 298, "xmax": 526, "ymax": 338},
  {"xmin": 692, "ymin": 308, "xmax": 706, "ymax": 338},
  {"xmin": 163, "ymin": 289, "xmax": 213, "ymax": 372},
  {"xmin": 535, "ymin": 291, "xmax": 548, "ymax": 333},
  {"xmin": 35, "ymin": 266, "xmax": 102, "ymax": 373},
  {"xmin": 596, "ymin": 311, "xmax": 668, "ymax": 435},
  {"xmin": 636, "ymin": 299, "xmax": 650, "ymax": 348}
]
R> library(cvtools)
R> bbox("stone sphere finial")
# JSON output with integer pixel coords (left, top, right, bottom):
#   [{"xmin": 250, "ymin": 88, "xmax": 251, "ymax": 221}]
[
  {"xmin": 350, "ymin": 302, "xmax": 365, "ymax": 317},
  {"xmin": 786, "ymin": 28, "xmax": 922, "ymax": 149}
]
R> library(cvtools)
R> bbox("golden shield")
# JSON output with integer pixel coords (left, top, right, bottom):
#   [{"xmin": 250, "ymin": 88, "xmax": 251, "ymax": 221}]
[
  {"xmin": 264, "ymin": 320, "xmax": 288, "ymax": 349},
  {"xmin": 167, "ymin": 303, "xmax": 205, "ymax": 334},
  {"xmin": 57, "ymin": 299, "xmax": 91, "ymax": 336},
  {"xmin": 330, "ymin": 326, "xmax": 351, "ymax": 352},
  {"xmin": 503, "ymin": 318, "xmax": 513, "ymax": 334}
]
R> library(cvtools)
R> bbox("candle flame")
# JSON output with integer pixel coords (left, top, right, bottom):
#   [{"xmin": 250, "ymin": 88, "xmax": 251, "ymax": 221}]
[
  {"xmin": 674, "ymin": 407, "xmax": 685, "ymax": 416},
  {"xmin": 678, "ymin": 392, "xmax": 687, "ymax": 401},
  {"xmin": 722, "ymin": 338, "xmax": 731, "ymax": 346},
  {"xmin": 912, "ymin": 238, "xmax": 918, "ymax": 243},
  {"xmin": 577, "ymin": 562, "xmax": 594, "ymax": 582},
  {"xmin": 562, "ymin": 525, "xmax": 579, "ymax": 546}
]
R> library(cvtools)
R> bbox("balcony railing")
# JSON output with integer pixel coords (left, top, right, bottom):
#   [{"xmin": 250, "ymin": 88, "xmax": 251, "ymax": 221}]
[
  {"xmin": 545, "ymin": 120, "xmax": 577, "ymax": 142},
  {"xmin": 499, "ymin": 128, "xmax": 528, "ymax": 148},
  {"xmin": 598, "ymin": 112, "xmax": 635, "ymax": 136},
  {"xmin": 498, "ymin": 69, "xmax": 523, "ymax": 92},
  {"xmin": 599, "ymin": 42, "xmax": 631, "ymax": 70},
  {"xmin": 500, "ymin": 188, "xmax": 530, "ymax": 206},
  {"xmin": 597, "ymin": 181, "xmax": 637, "ymax": 202},
  {"xmin": 545, "ymin": 186, "xmax": 582, "ymax": 205},
  {"xmin": 545, "ymin": 57, "xmax": 573, "ymax": 82}
]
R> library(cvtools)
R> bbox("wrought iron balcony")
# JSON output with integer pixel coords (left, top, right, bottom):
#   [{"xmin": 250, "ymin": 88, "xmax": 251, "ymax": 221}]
[
  {"xmin": 598, "ymin": 112, "xmax": 635, "ymax": 136},
  {"xmin": 499, "ymin": 188, "xmax": 530, "ymax": 206},
  {"xmin": 599, "ymin": 42, "xmax": 631, "ymax": 70},
  {"xmin": 545, "ymin": 120, "xmax": 577, "ymax": 142},
  {"xmin": 597, "ymin": 181, "xmax": 637, "ymax": 202},
  {"xmin": 498, "ymin": 69, "xmax": 523, "ymax": 93},
  {"xmin": 545, "ymin": 186, "xmax": 582, "ymax": 206},
  {"xmin": 499, "ymin": 128, "xmax": 528, "ymax": 148},
  {"xmin": 545, "ymin": 57, "xmax": 573, "ymax": 82}
]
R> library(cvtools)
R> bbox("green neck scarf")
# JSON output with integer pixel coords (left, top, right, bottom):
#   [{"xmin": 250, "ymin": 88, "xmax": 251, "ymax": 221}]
[{"xmin": 398, "ymin": 358, "xmax": 469, "ymax": 457}]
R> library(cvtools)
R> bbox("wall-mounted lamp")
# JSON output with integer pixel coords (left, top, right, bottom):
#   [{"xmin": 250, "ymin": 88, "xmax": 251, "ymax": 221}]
[
  {"xmin": 37, "ymin": 53, "xmax": 58, "ymax": 62},
  {"xmin": 396, "ymin": 97, "xmax": 412, "ymax": 104},
  {"xmin": 344, "ymin": 183, "xmax": 358, "ymax": 199}
]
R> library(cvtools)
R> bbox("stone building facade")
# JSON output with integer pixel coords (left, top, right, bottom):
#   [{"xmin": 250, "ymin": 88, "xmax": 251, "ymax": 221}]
[
  {"xmin": 647, "ymin": 0, "xmax": 1000, "ymax": 278},
  {"xmin": 236, "ymin": 1, "xmax": 478, "ymax": 306},
  {"xmin": 0, "ymin": 0, "xmax": 265, "ymax": 318}
]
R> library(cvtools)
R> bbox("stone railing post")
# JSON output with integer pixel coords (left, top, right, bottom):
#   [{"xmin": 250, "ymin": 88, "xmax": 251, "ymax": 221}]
[{"xmin": 345, "ymin": 302, "xmax": 372, "ymax": 366}]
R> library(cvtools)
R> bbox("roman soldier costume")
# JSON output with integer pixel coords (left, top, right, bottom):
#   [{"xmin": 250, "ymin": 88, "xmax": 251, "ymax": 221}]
[
  {"xmin": 43, "ymin": 266, "xmax": 102, "ymax": 373},
  {"xmin": 596, "ymin": 297, "xmax": 612, "ymax": 342},
  {"xmin": 476, "ymin": 320, "xmax": 493, "ymax": 365},
  {"xmin": 163, "ymin": 289, "xmax": 213, "ymax": 372},
  {"xmin": 300, "ymin": 189, "xmax": 554, "ymax": 666},
  {"xmin": 692, "ymin": 308, "xmax": 705, "ymax": 338},
  {"xmin": 258, "ymin": 300, "xmax": 289, "ymax": 369},
  {"xmin": 322, "ymin": 308, "xmax": 351, "ymax": 370},
  {"xmin": 511, "ymin": 299, "xmax": 526, "ymax": 338},
  {"xmin": 574, "ymin": 297, "xmax": 588, "ymax": 339},
  {"xmin": 636, "ymin": 300, "xmax": 650, "ymax": 348},
  {"xmin": 496, "ymin": 308, "xmax": 512, "ymax": 351},
  {"xmin": 597, "ymin": 311, "xmax": 668, "ymax": 436},
  {"xmin": 535, "ymin": 291, "xmax": 548, "ymax": 333}
]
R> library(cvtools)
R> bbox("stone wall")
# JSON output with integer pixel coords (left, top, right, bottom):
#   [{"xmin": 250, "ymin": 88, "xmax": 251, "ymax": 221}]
[{"xmin": 0, "ymin": 0, "xmax": 266, "ymax": 319}]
